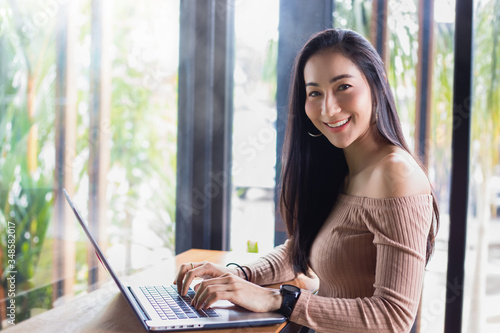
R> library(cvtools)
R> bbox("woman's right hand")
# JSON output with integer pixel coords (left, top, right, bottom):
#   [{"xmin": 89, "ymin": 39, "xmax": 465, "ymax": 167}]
[{"xmin": 174, "ymin": 261, "xmax": 239, "ymax": 296}]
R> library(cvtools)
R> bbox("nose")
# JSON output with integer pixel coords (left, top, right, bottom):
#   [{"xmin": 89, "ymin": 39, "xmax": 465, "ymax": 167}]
[{"xmin": 323, "ymin": 92, "xmax": 341, "ymax": 117}]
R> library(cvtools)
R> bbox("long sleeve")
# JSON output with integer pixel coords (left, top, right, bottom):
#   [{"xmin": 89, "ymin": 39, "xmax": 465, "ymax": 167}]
[
  {"xmin": 290, "ymin": 194, "xmax": 433, "ymax": 333},
  {"xmin": 242, "ymin": 240, "xmax": 297, "ymax": 286}
]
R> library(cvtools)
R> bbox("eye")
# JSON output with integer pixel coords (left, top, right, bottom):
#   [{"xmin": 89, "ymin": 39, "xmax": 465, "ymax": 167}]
[
  {"xmin": 338, "ymin": 84, "xmax": 351, "ymax": 91},
  {"xmin": 307, "ymin": 91, "xmax": 321, "ymax": 97}
]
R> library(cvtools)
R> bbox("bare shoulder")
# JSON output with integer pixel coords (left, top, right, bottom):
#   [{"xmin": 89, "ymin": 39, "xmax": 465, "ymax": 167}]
[{"xmin": 371, "ymin": 149, "xmax": 431, "ymax": 198}]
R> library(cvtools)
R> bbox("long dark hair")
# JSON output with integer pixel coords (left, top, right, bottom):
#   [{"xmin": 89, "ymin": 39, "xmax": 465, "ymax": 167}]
[{"xmin": 279, "ymin": 28, "xmax": 440, "ymax": 276}]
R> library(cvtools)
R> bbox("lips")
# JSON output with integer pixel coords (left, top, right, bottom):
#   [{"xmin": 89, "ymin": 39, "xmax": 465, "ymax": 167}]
[
  {"xmin": 325, "ymin": 118, "xmax": 350, "ymax": 128},
  {"xmin": 324, "ymin": 117, "xmax": 351, "ymax": 132}
]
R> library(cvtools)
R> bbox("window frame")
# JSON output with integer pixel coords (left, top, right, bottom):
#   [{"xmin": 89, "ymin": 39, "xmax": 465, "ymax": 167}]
[{"xmin": 175, "ymin": 0, "xmax": 235, "ymax": 253}]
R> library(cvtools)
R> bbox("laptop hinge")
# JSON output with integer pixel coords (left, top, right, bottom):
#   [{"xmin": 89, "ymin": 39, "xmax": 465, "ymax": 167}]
[{"xmin": 127, "ymin": 286, "xmax": 151, "ymax": 321}]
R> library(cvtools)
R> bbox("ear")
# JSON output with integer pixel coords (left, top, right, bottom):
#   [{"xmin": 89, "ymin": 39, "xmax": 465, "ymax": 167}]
[{"xmin": 383, "ymin": 73, "xmax": 388, "ymax": 83}]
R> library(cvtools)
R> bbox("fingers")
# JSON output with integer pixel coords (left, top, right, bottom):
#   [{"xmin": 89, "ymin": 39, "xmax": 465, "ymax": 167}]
[
  {"xmin": 175, "ymin": 262, "xmax": 201, "ymax": 295},
  {"xmin": 174, "ymin": 261, "xmax": 221, "ymax": 296},
  {"xmin": 198, "ymin": 290, "xmax": 234, "ymax": 310},
  {"xmin": 174, "ymin": 263, "xmax": 189, "ymax": 293},
  {"xmin": 191, "ymin": 274, "xmax": 239, "ymax": 310},
  {"xmin": 189, "ymin": 275, "xmax": 282, "ymax": 313},
  {"xmin": 186, "ymin": 267, "xmax": 282, "ymax": 312}
]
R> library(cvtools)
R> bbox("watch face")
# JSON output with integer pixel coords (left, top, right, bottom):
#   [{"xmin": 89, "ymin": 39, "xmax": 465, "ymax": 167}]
[{"xmin": 282, "ymin": 284, "xmax": 300, "ymax": 293}]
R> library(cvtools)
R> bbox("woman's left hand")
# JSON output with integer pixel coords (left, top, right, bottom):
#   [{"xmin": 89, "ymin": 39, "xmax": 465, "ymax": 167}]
[{"xmin": 191, "ymin": 273, "xmax": 283, "ymax": 313}]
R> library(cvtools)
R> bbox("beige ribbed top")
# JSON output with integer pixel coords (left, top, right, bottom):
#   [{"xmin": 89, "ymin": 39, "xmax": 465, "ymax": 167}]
[{"xmin": 243, "ymin": 194, "xmax": 433, "ymax": 333}]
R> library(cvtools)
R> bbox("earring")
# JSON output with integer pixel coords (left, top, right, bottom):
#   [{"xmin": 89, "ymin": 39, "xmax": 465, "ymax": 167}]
[
  {"xmin": 373, "ymin": 108, "xmax": 379, "ymax": 123},
  {"xmin": 308, "ymin": 132, "xmax": 323, "ymax": 137}
]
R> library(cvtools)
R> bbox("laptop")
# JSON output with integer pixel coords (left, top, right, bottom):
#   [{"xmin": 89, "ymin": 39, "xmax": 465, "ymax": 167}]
[{"xmin": 63, "ymin": 189, "xmax": 286, "ymax": 331}]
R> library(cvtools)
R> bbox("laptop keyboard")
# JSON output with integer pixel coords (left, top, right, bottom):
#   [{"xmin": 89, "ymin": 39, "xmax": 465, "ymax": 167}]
[{"xmin": 140, "ymin": 285, "xmax": 220, "ymax": 320}]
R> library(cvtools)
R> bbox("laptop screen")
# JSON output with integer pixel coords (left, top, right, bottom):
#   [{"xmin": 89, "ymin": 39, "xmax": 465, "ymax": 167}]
[{"xmin": 63, "ymin": 189, "xmax": 131, "ymax": 296}]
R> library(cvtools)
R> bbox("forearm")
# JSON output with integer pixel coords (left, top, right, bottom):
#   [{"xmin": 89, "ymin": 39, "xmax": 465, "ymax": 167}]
[
  {"xmin": 290, "ymin": 290, "xmax": 418, "ymax": 333},
  {"xmin": 241, "ymin": 241, "xmax": 297, "ymax": 285}
]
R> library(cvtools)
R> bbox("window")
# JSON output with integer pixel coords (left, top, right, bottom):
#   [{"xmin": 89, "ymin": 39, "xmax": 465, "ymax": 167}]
[
  {"xmin": 230, "ymin": 0, "xmax": 279, "ymax": 254},
  {"xmin": 0, "ymin": 0, "xmax": 179, "ymax": 325}
]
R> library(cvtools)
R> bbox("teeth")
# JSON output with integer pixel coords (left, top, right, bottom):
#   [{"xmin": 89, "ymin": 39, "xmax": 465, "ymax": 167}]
[{"xmin": 326, "ymin": 118, "xmax": 349, "ymax": 128}]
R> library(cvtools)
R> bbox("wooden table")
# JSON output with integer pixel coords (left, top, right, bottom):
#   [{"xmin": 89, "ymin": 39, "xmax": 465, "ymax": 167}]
[{"xmin": 5, "ymin": 249, "xmax": 317, "ymax": 333}]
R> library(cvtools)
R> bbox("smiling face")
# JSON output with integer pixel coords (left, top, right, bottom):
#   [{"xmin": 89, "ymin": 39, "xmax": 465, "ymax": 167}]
[{"xmin": 304, "ymin": 49, "xmax": 376, "ymax": 149}]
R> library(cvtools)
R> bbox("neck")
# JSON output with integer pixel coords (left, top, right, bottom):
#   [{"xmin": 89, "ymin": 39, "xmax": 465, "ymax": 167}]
[{"xmin": 343, "ymin": 126, "xmax": 390, "ymax": 176}]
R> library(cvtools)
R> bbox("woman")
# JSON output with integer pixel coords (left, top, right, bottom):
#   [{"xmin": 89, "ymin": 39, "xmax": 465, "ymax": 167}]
[{"xmin": 174, "ymin": 28, "xmax": 439, "ymax": 333}]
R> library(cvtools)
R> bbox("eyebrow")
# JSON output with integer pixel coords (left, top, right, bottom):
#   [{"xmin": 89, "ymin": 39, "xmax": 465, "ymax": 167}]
[{"xmin": 305, "ymin": 74, "xmax": 354, "ymax": 87}]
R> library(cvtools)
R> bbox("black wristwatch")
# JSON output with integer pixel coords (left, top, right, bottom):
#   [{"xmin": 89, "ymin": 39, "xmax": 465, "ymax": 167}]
[{"xmin": 278, "ymin": 284, "xmax": 301, "ymax": 319}]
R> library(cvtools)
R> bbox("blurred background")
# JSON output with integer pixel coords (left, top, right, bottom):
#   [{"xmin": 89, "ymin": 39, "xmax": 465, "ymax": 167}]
[{"xmin": 0, "ymin": 0, "xmax": 499, "ymax": 332}]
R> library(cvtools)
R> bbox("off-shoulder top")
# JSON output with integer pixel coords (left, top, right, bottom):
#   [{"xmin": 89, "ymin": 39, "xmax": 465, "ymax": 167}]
[{"xmin": 242, "ymin": 194, "xmax": 433, "ymax": 333}]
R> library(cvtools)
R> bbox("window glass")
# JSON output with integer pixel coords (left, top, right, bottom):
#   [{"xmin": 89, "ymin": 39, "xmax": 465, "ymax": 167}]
[
  {"xmin": 334, "ymin": 0, "xmax": 373, "ymax": 38},
  {"xmin": 1, "ymin": 0, "xmax": 58, "ymax": 323},
  {"xmin": 387, "ymin": 0, "xmax": 418, "ymax": 145},
  {"xmin": 0, "ymin": 0, "xmax": 179, "ymax": 325},
  {"xmin": 95, "ymin": 0, "xmax": 179, "ymax": 277},
  {"xmin": 420, "ymin": 0, "xmax": 455, "ymax": 331},
  {"xmin": 463, "ymin": 0, "xmax": 500, "ymax": 332},
  {"xmin": 230, "ymin": 0, "xmax": 279, "ymax": 254}
]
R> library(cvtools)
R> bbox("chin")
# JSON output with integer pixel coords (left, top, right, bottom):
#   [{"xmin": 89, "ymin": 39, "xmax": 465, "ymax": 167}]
[{"xmin": 326, "ymin": 138, "xmax": 351, "ymax": 149}]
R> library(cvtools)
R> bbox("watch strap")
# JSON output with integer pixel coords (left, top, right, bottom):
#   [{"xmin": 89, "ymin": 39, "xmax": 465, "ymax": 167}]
[{"xmin": 278, "ymin": 284, "xmax": 301, "ymax": 319}]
